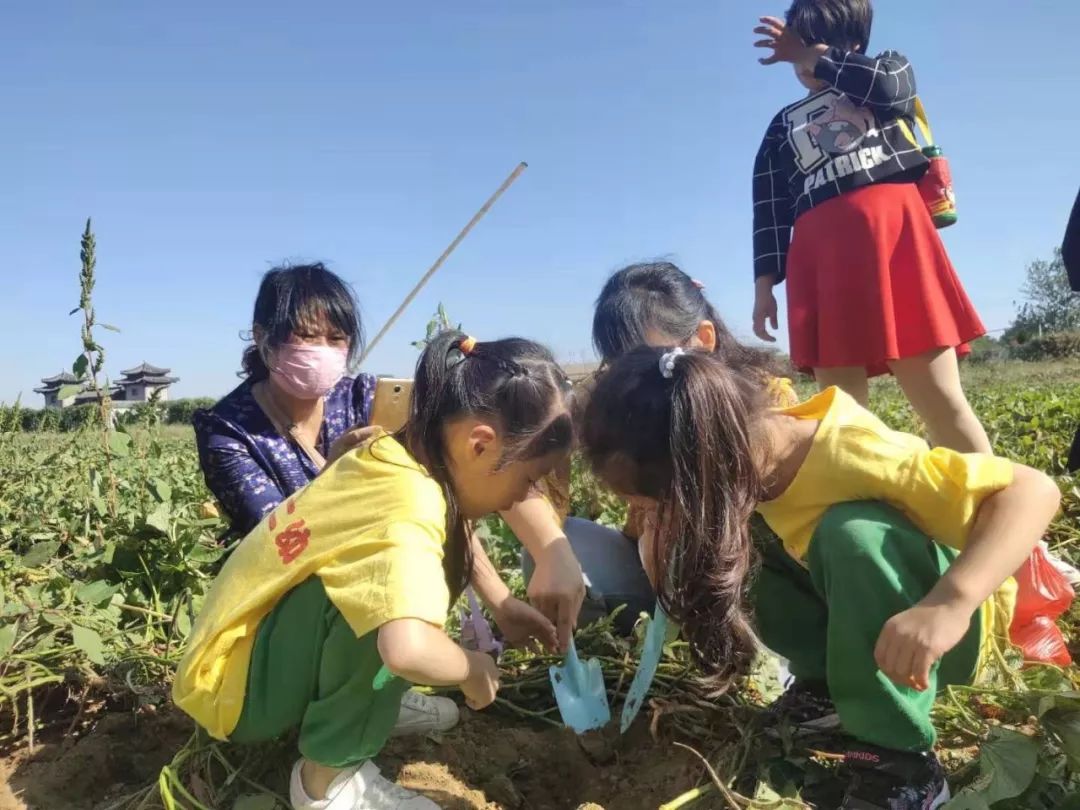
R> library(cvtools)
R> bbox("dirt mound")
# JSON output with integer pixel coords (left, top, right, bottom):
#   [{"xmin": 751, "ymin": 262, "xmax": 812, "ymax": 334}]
[
  {"xmin": 0, "ymin": 709, "xmax": 192, "ymax": 810},
  {"xmin": 382, "ymin": 711, "xmax": 704, "ymax": 809},
  {"xmin": 1, "ymin": 707, "xmax": 705, "ymax": 810}
]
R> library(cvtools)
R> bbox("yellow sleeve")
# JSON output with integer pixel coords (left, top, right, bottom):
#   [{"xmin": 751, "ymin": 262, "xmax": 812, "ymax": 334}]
[
  {"xmin": 319, "ymin": 516, "xmax": 451, "ymax": 639},
  {"xmin": 837, "ymin": 426, "xmax": 1015, "ymax": 550}
]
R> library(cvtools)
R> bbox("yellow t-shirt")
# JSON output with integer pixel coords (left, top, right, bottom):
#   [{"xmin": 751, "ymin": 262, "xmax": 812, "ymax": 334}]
[
  {"xmin": 172, "ymin": 433, "xmax": 451, "ymax": 740},
  {"xmin": 755, "ymin": 387, "xmax": 1017, "ymax": 669}
]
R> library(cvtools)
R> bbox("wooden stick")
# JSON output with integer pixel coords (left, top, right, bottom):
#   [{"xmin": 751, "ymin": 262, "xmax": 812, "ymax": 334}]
[{"xmin": 360, "ymin": 161, "xmax": 528, "ymax": 362}]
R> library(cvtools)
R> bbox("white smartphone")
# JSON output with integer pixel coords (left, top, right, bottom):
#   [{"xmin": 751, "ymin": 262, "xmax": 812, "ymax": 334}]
[{"xmin": 370, "ymin": 378, "xmax": 413, "ymax": 433}]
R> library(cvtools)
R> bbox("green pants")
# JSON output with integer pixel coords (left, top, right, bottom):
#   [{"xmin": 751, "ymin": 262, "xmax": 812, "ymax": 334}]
[
  {"xmin": 230, "ymin": 577, "xmax": 410, "ymax": 768},
  {"xmin": 752, "ymin": 502, "xmax": 982, "ymax": 752}
]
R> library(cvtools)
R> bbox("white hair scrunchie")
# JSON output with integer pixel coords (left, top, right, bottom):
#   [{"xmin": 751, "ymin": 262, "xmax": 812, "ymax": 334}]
[{"xmin": 659, "ymin": 347, "xmax": 685, "ymax": 379}]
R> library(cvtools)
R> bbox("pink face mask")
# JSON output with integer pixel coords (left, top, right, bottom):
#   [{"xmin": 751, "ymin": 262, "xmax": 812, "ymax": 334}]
[{"xmin": 269, "ymin": 344, "xmax": 348, "ymax": 400}]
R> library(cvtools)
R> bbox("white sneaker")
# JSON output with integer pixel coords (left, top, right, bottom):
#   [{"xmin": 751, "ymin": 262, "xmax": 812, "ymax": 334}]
[
  {"xmin": 290, "ymin": 759, "xmax": 441, "ymax": 810},
  {"xmin": 390, "ymin": 690, "xmax": 459, "ymax": 737}
]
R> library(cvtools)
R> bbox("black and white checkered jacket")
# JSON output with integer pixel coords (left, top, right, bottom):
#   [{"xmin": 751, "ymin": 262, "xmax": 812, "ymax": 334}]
[{"xmin": 752, "ymin": 49, "xmax": 930, "ymax": 282}]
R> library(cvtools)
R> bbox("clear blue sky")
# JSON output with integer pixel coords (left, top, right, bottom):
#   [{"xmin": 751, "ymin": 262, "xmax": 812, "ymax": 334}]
[{"xmin": 3, "ymin": 1, "xmax": 1078, "ymax": 404}]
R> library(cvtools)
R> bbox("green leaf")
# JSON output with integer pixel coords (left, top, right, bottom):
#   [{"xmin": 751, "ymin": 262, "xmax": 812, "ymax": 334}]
[
  {"xmin": 175, "ymin": 609, "xmax": 192, "ymax": 638},
  {"xmin": 942, "ymin": 792, "xmax": 991, "ymax": 810},
  {"xmin": 186, "ymin": 544, "xmax": 224, "ymax": 564},
  {"xmin": 20, "ymin": 541, "xmax": 60, "ymax": 568},
  {"xmin": 1042, "ymin": 709, "xmax": 1080, "ymax": 771},
  {"xmin": 146, "ymin": 503, "xmax": 172, "ymax": 535},
  {"xmin": 76, "ymin": 580, "xmax": 120, "ymax": 606},
  {"xmin": 0, "ymin": 624, "xmax": 16, "ymax": 656},
  {"xmin": 977, "ymin": 727, "xmax": 1039, "ymax": 804},
  {"xmin": 99, "ymin": 323, "xmax": 121, "ymax": 333},
  {"xmin": 71, "ymin": 624, "xmax": 106, "ymax": 666},
  {"xmin": 232, "ymin": 795, "xmax": 278, "ymax": 810},
  {"xmin": 57, "ymin": 384, "xmax": 82, "ymax": 400},
  {"xmin": 150, "ymin": 479, "xmax": 172, "ymax": 504},
  {"xmin": 109, "ymin": 431, "xmax": 132, "ymax": 457}
]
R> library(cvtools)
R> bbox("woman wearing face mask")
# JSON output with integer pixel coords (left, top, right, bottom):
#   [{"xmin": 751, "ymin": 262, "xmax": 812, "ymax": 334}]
[
  {"xmin": 195, "ymin": 263, "xmax": 467, "ymax": 743},
  {"xmin": 195, "ymin": 263, "xmax": 378, "ymax": 539}
]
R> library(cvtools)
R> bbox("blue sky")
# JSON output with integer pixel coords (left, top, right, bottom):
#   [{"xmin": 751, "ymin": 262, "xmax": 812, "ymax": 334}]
[{"xmin": 3, "ymin": 1, "xmax": 1078, "ymax": 404}]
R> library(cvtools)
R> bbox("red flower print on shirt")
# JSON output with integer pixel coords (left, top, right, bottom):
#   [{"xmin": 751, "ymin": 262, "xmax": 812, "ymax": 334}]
[{"xmin": 274, "ymin": 519, "xmax": 310, "ymax": 564}]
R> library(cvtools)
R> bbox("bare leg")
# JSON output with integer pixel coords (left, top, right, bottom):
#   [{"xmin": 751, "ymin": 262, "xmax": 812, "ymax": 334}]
[
  {"xmin": 888, "ymin": 348, "xmax": 991, "ymax": 454},
  {"xmin": 814, "ymin": 366, "xmax": 870, "ymax": 408}
]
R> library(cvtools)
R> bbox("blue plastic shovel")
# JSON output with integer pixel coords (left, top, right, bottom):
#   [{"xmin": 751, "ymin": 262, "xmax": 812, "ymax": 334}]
[
  {"xmin": 620, "ymin": 605, "xmax": 669, "ymax": 733},
  {"xmin": 549, "ymin": 638, "xmax": 611, "ymax": 734}
]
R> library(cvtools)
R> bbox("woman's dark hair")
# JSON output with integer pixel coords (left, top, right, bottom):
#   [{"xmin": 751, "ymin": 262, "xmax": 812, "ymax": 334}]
[
  {"xmin": 582, "ymin": 346, "xmax": 768, "ymax": 692},
  {"xmin": 785, "ymin": 0, "xmax": 873, "ymax": 53},
  {"xmin": 242, "ymin": 263, "xmax": 364, "ymax": 380},
  {"xmin": 592, "ymin": 262, "xmax": 779, "ymax": 378},
  {"xmin": 401, "ymin": 330, "xmax": 574, "ymax": 596}
]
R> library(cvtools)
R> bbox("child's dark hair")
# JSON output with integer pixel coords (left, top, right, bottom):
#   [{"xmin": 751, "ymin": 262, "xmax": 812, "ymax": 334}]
[
  {"xmin": 242, "ymin": 263, "xmax": 364, "ymax": 380},
  {"xmin": 785, "ymin": 0, "xmax": 873, "ymax": 53},
  {"xmin": 592, "ymin": 262, "xmax": 779, "ymax": 377},
  {"xmin": 403, "ymin": 331, "xmax": 574, "ymax": 596},
  {"xmin": 582, "ymin": 346, "xmax": 769, "ymax": 691}
]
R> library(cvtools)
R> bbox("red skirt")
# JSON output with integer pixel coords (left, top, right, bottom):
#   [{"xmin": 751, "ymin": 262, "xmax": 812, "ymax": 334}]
[{"xmin": 786, "ymin": 182, "xmax": 985, "ymax": 377}]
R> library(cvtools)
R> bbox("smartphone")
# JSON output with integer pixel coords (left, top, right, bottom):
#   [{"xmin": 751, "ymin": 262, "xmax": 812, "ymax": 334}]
[{"xmin": 370, "ymin": 378, "xmax": 413, "ymax": 433}]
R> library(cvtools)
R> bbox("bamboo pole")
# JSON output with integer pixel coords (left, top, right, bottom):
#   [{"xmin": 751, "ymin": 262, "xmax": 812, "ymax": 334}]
[{"xmin": 360, "ymin": 161, "xmax": 528, "ymax": 361}]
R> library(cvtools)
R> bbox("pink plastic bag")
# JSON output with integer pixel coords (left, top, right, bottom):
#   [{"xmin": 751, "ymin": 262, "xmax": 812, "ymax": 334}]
[{"xmin": 1009, "ymin": 545, "xmax": 1075, "ymax": 667}]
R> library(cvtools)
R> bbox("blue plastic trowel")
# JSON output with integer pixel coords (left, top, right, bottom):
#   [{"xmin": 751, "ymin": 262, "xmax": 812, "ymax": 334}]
[
  {"xmin": 619, "ymin": 605, "xmax": 669, "ymax": 733},
  {"xmin": 549, "ymin": 638, "xmax": 611, "ymax": 734}
]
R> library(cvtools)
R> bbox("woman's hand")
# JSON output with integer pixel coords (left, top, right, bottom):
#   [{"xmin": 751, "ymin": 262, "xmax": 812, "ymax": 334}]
[
  {"xmin": 492, "ymin": 595, "xmax": 558, "ymax": 651},
  {"xmin": 527, "ymin": 537, "xmax": 586, "ymax": 653},
  {"xmin": 874, "ymin": 600, "xmax": 972, "ymax": 691},
  {"xmin": 460, "ymin": 651, "xmax": 501, "ymax": 711},
  {"xmin": 326, "ymin": 425, "xmax": 381, "ymax": 465},
  {"xmin": 754, "ymin": 16, "xmax": 828, "ymax": 69},
  {"xmin": 753, "ymin": 279, "xmax": 779, "ymax": 343}
]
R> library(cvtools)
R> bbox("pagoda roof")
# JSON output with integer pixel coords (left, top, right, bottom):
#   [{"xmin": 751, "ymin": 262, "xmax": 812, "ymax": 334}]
[
  {"xmin": 119, "ymin": 374, "xmax": 178, "ymax": 386},
  {"xmin": 39, "ymin": 371, "xmax": 79, "ymax": 385},
  {"xmin": 73, "ymin": 385, "xmax": 122, "ymax": 403},
  {"xmin": 121, "ymin": 362, "xmax": 172, "ymax": 377}
]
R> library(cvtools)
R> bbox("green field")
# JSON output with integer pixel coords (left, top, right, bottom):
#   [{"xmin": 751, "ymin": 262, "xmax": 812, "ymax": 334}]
[{"xmin": 1, "ymin": 362, "xmax": 1079, "ymax": 809}]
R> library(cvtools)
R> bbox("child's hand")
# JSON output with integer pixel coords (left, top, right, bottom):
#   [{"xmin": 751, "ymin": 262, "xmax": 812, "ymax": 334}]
[
  {"xmin": 526, "ymin": 538, "xmax": 586, "ymax": 653},
  {"xmin": 874, "ymin": 602, "xmax": 973, "ymax": 691},
  {"xmin": 326, "ymin": 425, "xmax": 381, "ymax": 465},
  {"xmin": 461, "ymin": 650, "xmax": 501, "ymax": 710},
  {"xmin": 754, "ymin": 16, "xmax": 828, "ymax": 70},
  {"xmin": 753, "ymin": 284, "xmax": 779, "ymax": 343},
  {"xmin": 493, "ymin": 596, "xmax": 558, "ymax": 651}
]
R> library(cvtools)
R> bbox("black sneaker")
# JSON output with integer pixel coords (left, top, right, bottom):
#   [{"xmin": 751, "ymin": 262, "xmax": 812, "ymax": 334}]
[
  {"xmin": 837, "ymin": 744, "xmax": 950, "ymax": 809},
  {"xmin": 765, "ymin": 679, "xmax": 841, "ymax": 732}
]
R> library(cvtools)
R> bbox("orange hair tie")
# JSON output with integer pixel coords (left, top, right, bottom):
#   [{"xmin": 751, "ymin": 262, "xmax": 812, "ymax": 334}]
[{"xmin": 459, "ymin": 336, "xmax": 478, "ymax": 355}]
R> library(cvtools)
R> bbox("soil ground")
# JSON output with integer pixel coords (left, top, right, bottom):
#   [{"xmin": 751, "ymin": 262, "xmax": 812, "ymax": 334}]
[{"xmin": 0, "ymin": 707, "xmax": 711, "ymax": 810}]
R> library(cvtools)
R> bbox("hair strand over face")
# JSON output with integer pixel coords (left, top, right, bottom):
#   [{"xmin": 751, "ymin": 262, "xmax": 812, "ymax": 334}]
[{"xmin": 583, "ymin": 347, "xmax": 769, "ymax": 692}]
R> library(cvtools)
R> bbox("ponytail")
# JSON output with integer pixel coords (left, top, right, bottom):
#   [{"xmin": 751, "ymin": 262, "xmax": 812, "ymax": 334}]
[
  {"xmin": 403, "ymin": 331, "xmax": 573, "ymax": 597},
  {"xmin": 582, "ymin": 347, "xmax": 767, "ymax": 691}
]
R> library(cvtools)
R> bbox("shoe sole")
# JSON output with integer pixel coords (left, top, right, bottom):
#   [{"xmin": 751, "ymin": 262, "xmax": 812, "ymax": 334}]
[
  {"xmin": 928, "ymin": 781, "xmax": 950, "ymax": 809},
  {"xmin": 839, "ymin": 778, "xmax": 950, "ymax": 809}
]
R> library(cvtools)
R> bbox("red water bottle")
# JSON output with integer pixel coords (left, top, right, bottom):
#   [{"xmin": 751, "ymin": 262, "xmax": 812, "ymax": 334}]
[{"xmin": 918, "ymin": 145, "xmax": 958, "ymax": 229}]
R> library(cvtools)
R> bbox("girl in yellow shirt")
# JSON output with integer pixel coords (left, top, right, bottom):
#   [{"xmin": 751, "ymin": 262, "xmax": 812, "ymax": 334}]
[
  {"xmin": 174, "ymin": 332, "xmax": 573, "ymax": 810},
  {"xmin": 509, "ymin": 261, "xmax": 797, "ymax": 648},
  {"xmin": 581, "ymin": 346, "xmax": 1060, "ymax": 810}
]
